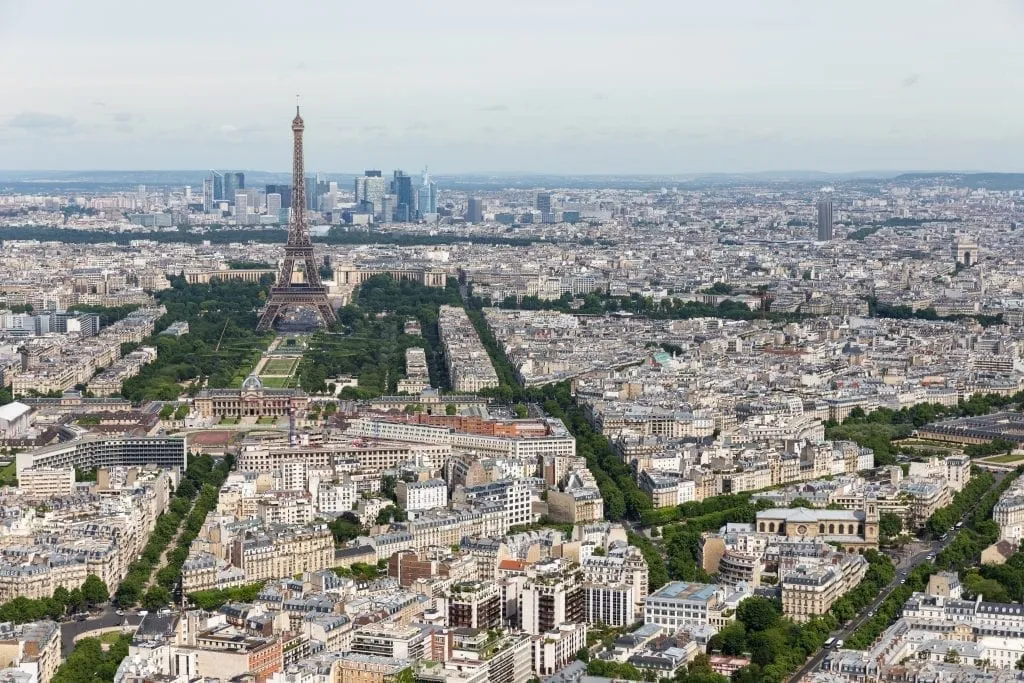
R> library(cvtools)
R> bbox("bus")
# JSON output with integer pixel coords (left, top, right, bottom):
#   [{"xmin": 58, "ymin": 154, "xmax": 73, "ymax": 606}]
[{"xmin": 824, "ymin": 638, "xmax": 836, "ymax": 648}]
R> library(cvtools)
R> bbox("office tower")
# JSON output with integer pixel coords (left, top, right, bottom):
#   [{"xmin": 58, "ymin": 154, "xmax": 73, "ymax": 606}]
[
  {"xmin": 210, "ymin": 171, "xmax": 225, "ymax": 201},
  {"xmin": 418, "ymin": 169, "xmax": 438, "ymax": 216},
  {"xmin": 184, "ymin": 186, "xmax": 192, "ymax": 203},
  {"xmin": 417, "ymin": 184, "xmax": 433, "ymax": 217},
  {"xmin": 244, "ymin": 188, "xmax": 260, "ymax": 211},
  {"xmin": 234, "ymin": 191, "xmax": 249, "ymax": 224},
  {"xmin": 266, "ymin": 184, "xmax": 292, "ymax": 209},
  {"xmin": 266, "ymin": 193, "xmax": 282, "ymax": 218},
  {"xmin": 136, "ymin": 185, "xmax": 146, "ymax": 207},
  {"xmin": 817, "ymin": 199, "xmax": 834, "ymax": 241},
  {"xmin": 202, "ymin": 177, "xmax": 214, "ymax": 210},
  {"xmin": 392, "ymin": 170, "xmax": 414, "ymax": 222},
  {"xmin": 323, "ymin": 182, "xmax": 341, "ymax": 211},
  {"xmin": 70, "ymin": 314, "xmax": 100, "ymax": 337},
  {"xmin": 256, "ymin": 105, "xmax": 336, "ymax": 331},
  {"xmin": 380, "ymin": 195, "xmax": 394, "ymax": 223},
  {"xmin": 354, "ymin": 177, "xmax": 369, "ymax": 212},
  {"xmin": 536, "ymin": 191, "xmax": 552, "ymax": 217},
  {"xmin": 223, "ymin": 172, "xmax": 244, "ymax": 203},
  {"xmin": 467, "ymin": 197, "xmax": 483, "ymax": 223},
  {"xmin": 305, "ymin": 176, "xmax": 318, "ymax": 211},
  {"xmin": 355, "ymin": 170, "xmax": 386, "ymax": 217}
]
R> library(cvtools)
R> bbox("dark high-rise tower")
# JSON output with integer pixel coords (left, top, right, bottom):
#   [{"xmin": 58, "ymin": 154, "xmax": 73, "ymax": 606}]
[
  {"xmin": 817, "ymin": 199, "xmax": 834, "ymax": 241},
  {"xmin": 265, "ymin": 184, "xmax": 292, "ymax": 209},
  {"xmin": 223, "ymin": 172, "xmax": 245, "ymax": 203},
  {"xmin": 536, "ymin": 191, "xmax": 552, "ymax": 217},
  {"xmin": 392, "ymin": 170, "xmax": 414, "ymax": 222},
  {"xmin": 256, "ymin": 105, "xmax": 336, "ymax": 331},
  {"xmin": 467, "ymin": 197, "xmax": 483, "ymax": 223}
]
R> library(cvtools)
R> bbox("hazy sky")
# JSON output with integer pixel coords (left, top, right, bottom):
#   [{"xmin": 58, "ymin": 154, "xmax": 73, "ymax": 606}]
[{"xmin": 1, "ymin": 0, "xmax": 1022, "ymax": 174}]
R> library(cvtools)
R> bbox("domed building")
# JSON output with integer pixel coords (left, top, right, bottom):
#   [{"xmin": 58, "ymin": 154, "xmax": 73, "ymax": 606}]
[{"xmin": 194, "ymin": 373, "xmax": 308, "ymax": 419}]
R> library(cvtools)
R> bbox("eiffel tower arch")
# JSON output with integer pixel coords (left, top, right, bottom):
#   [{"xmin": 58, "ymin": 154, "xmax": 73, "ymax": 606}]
[{"xmin": 257, "ymin": 105, "xmax": 337, "ymax": 332}]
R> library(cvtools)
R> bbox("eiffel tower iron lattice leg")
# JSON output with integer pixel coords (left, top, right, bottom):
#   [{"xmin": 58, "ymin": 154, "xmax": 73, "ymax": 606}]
[{"xmin": 257, "ymin": 103, "xmax": 337, "ymax": 332}]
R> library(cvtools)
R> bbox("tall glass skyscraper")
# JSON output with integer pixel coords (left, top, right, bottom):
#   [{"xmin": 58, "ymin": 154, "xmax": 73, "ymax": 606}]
[
  {"xmin": 209, "ymin": 171, "xmax": 225, "ymax": 202},
  {"xmin": 392, "ymin": 170, "xmax": 414, "ymax": 221},
  {"xmin": 355, "ymin": 170, "xmax": 386, "ymax": 217},
  {"xmin": 418, "ymin": 170, "xmax": 438, "ymax": 216},
  {"xmin": 222, "ymin": 172, "xmax": 244, "ymax": 204}
]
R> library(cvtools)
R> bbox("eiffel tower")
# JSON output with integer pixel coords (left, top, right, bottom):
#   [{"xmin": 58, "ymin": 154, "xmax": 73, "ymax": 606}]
[{"xmin": 257, "ymin": 104, "xmax": 337, "ymax": 331}]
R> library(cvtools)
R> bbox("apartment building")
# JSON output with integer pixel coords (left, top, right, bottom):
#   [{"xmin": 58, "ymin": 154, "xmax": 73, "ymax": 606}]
[
  {"xmin": 547, "ymin": 487, "xmax": 604, "ymax": 524},
  {"xmin": 397, "ymin": 478, "xmax": 448, "ymax": 512},
  {"xmin": 453, "ymin": 479, "xmax": 532, "ymax": 532},
  {"xmin": 781, "ymin": 552, "xmax": 869, "ymax": 622},
  {"xmin": 438, "ymin": 306, "xmax": 499, "ymax": 392},
  {"xmin": 351, "ymin": 623, "xmax": 428, "ymax": 660},
  {"xmin": 531, "ymin": 622, "xmax": 587, "ymax": 677},
  {"xmin": 581, "ymin": 545, "xmax": 649, "ymax": 619},
  {"xmin": 584, "ymin": 583, "xmax": 634, "ymax": 627},
  {"xmin": 230, "ymin": 524, "xmax": 334, "ymax": 582},
  {"xmin": 17, "ymin": 467, "xmax": 74, "ymax": 498},
  {"xmin": 0, "ymin": 621, "xmax": 60, "ymax": 683},
  {"xmin": 335, "ymin": 653, "xmax": 413, "ymax": 683},
  {"xmin": 397, "ymin": 347, "xmax": 431, "ymax": 394},
  {"xmin": 518, "ymin": 560, "xmax": 584, "ymax": 635},
  {"xmin": 446, "ymin": 581, "xmax": 502, "ymax": 630},
  {"xmin": 237, "ymin": 440, "xmax": 448, "ymax": 475},
  {"xmin": 449, "ymin": 629, "xmax": 532, "ymax": 683}
]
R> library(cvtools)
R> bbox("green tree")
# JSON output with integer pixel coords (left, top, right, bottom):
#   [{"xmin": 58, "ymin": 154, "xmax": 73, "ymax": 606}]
[
  {"xmin": 737, "ymin": 596, "xmax": 781, "ymax": 632},
  {"xmin": 66, "ymin": 588, "xmax": 85, "ymax": 614},
  {"xmin": 789, "ymin": 497, "xmax": 814, "ymax": 508},
  {"xmin": 576, "ymin": 648, "xmax": 590, "ymax": 662},
  {"xmin": 718, "ymin": 621, "xmax": 747, "ymax": 655},
  {"xmin": 879, "ymin": 512, "xmax": 903, "ymax": 540},
  {"xmin": 81, "ymin": 574, "xmax": 109, "ymax": 606},
  {"xmin": 445, "ymin": 403, "xmax": 457, "ymax": 415},
  {"xmin": 142, "ymin": 585, "xmax": 171, "ymax": 611},
  {"xmin": 380, "ymin": 475, "xmax": 397, "ymax": 501}
]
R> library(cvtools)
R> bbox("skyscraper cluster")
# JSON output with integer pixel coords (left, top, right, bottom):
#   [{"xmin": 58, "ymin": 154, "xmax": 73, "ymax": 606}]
[{"xmin": 353, "ymin": 169, "xmax": 436, "ymax": 223}]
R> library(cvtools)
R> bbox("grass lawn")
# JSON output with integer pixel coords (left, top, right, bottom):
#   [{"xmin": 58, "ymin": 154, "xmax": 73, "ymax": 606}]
[
  {"xmin": 0, "ymin": 462, "xmax": 16, "ymax": 487},
  {"xmin": 100, "ymin": 629, "xmax": 132, "ymax": 644},
  {"xmin": 259, "ymin": 376, "xmax": 293, "ymax": 388},
  {"xmin": 262, "ymin": 358, "xmax": 298, "ymax": 375},
  {"xmin": 219, "ymin": 416, "xmax": 240, "ymax": 425},
  {"xmin": 256, "ymin": 416, "xmax": 278, "ymax": 425},
  {"xmin": 984, "ymin": 453, "xmax": 1024, "ymax": 464}
]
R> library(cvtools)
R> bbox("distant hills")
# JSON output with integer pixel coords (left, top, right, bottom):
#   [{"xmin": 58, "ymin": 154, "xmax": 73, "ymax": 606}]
[
  {"xmin": 2, "ymin": 169, "xmax": 1024, "ymax": 191},
  {"xmin": 892, "ymin": 172, "xmax": 1024, "ymax": 190}
]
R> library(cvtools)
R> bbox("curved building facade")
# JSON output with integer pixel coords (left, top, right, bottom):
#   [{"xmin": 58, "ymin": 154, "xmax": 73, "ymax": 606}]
[{"xmin": 16, "ymin": 435, "xmax": 187, "ymax": 475}]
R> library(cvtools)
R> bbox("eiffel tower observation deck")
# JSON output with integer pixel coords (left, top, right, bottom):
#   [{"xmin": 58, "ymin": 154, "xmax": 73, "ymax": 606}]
[{"xmin": 256, "ymin": 104, "xmax": 337, "ymax": 332}]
